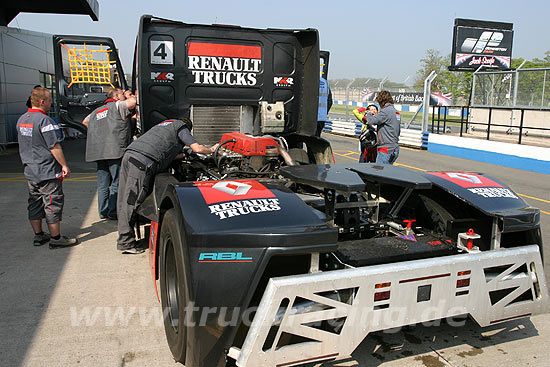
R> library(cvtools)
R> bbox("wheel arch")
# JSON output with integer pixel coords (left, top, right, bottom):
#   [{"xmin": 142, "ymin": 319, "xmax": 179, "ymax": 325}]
[{"xmin": 154, "ymin": 195, "xmax": 176, "ymax": 281}]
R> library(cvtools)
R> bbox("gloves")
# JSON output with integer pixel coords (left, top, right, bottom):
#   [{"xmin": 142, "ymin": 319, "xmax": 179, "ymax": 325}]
[{"xmin": 353, "ymin": 108, "xmax": 368, "ymax": 123}]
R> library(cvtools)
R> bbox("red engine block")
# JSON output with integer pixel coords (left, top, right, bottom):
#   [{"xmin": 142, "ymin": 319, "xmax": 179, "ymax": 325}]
[{"xmin": 220, "ymin": 132, "xmax": 279, "ymax": 156}]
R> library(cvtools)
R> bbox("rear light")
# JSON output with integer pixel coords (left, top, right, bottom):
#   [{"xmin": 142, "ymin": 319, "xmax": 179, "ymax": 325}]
[
  {"xmin": 457, "ymin": 279, "xmax": 470, "ymax": 288},
  {"xmin": 374, "ymin": 291, "xmax": 391, "ymax": 302}
]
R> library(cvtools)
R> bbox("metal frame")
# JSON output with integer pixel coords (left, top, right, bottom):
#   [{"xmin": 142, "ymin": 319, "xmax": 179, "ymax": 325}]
[{"xmin": 230, "ymin": 245, "xmax": 549, "ymax": 367}]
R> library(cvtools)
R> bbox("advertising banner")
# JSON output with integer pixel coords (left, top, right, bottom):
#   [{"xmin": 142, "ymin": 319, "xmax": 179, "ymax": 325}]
[
  {"xmin": 450, "ymin": 19, "xmax": 513, "ymax": 71},
  {"xmin": 361, "ymin": 91, "xmax": 452, "ymax": 106}
]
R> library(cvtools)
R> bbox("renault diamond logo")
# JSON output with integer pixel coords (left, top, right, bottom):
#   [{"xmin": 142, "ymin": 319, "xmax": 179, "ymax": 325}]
[
  {"xmin": 212, "ymin": 181, "xmax": 252, "ymax": 196},
  {"xmin": 446, "ymin": 172, "xmax": 482, "ymax": 184}
]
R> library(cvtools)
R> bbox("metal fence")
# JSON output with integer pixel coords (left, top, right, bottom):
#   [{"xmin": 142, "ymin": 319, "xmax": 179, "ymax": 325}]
[
  {"xmin": 429, "ymin": 105, "xmax": 550, "ymax": 146},
  {"xmin": 472, "ymin": 67, "xmax": 550, "ymax": 109}
]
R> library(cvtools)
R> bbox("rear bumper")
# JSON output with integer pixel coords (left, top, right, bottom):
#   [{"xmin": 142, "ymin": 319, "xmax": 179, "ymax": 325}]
[{"xmin": 230, "ymin": 245, "xmax": 549, "ymax": 367}]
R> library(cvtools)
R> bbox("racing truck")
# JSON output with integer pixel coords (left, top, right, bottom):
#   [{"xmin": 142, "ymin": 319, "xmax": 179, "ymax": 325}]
[{"xmin": 53, "ymin": 15, "xmax": 549, "ymax": 367}]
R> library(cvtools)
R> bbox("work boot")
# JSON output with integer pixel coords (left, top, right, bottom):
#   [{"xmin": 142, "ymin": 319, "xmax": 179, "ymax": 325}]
[
  {"xmin": 49, "ymin": 235, "xmax": 78, "ymax": 249},
  {"xmin": 121, "ymin": 247, "xmax": 145, "ymax": 254},
  {"xmin": 33, "ymin": 233, "xmax": 50, "ymax": 246}
]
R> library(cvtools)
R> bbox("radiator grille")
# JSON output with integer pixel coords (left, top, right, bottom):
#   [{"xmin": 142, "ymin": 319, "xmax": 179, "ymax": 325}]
[{"xmin": 191, "ymin": 106, "xmax": 242, "ymax": 145}]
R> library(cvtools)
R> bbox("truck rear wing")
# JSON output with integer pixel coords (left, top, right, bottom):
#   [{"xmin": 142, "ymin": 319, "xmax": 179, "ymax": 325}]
[{"xmin": 229, "ymin": 245, "xmax": 549, "ymax": 366}]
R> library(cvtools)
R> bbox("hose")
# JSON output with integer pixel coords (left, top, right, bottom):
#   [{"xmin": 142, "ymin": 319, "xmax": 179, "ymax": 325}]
[{"xmin": 214, "ymin": 138, "xmax": 237, "ymax": 170}]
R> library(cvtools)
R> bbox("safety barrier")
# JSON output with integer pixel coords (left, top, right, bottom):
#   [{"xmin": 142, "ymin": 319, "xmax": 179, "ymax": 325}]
[
  {"xmin": 323, "ymin": 120, "xmax": 426, "ymax": 149},
  {"xmin": 323, "ymin": 120, "xmax": 361, "ymax": 137},
  {"xmin": 428, "ymin": 133, "xmax": 550, "ymax": 175},
  {"xmin": 333, "ymin": 100, "xmax": 464, "ymax": 116}
]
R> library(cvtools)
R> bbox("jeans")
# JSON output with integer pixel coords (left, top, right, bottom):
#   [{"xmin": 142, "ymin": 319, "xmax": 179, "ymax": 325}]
[
  {"xmin": 375, "ymin": 146, "xmax": 399, "ymax": 165},
  {"xmin": 97, "ymin": 159, "xmax": 121, "ymax": 218}
]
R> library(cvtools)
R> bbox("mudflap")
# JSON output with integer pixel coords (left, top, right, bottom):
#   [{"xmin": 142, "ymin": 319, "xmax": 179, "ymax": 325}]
[{"xmin": 229, "ymin": 245, "xmax": 549, "ymax": 367}]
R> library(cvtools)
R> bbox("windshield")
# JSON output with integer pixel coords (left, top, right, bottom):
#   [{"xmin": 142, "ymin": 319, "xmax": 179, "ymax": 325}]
[{"xmin": 59, "ymin": 42, "xmax": 124, "ymax": 99}]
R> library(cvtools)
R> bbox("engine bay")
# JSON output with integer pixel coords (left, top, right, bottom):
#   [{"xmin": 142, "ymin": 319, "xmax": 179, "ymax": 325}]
[{"xmin": 166, "ymin": 132, "xmax": 516, "ymax": 268}]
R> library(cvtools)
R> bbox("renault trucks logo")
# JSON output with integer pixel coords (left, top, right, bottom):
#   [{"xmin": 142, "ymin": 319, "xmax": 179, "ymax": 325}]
[
  {"xmin": 446, "ymin": 172, "xmax": 482, "ymax": 184},
  {"xmin": 427, "ymin": 171, "xmax": 518, "ymax": 199},
  {"xmin": 427, "ymin": 172, "xmax": 503, "ymax": 188},
  {"xmin": 195, "ymin": 180, "xmax": 280, "ymax": 220},
  {"xmin": 212, "ymin": 181, "xmax": 252, "ymax": 196},
  {"xmin": 187, "ymin": 42, "xmax": 262, "ymax": 86},
  {"xmin": 151, "ymin": 72, "xmax": 174, "ymax": 82},
  {"xmin": 196, "ymin": 180, "xmax": 276, "ymax": 204},
  {"xmin": 274, "ymin": 77, "xmax": 294, "ymax": 87}
]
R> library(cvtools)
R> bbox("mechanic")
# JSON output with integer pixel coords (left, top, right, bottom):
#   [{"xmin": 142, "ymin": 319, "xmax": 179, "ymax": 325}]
[
  {"xmin": 116, "ymin": 118, "xmax": 218, "ymax": 254},
  {"xmin": 353, "ymin": 104, "xmax": 379, "ymax": 162},
  {"xmin": 25, "ymin": 85, "xmax": 42, "ymax": 108},
  {"xmin": 16, "ymin": 87, "xmax": 78, "ymax": 248},
  {"xmin": 315, "ymin": 75, "xmax": 333, "ymax": 137},
  {"xmin": 362, "ymin": 91, "xmax": 401, "ymax": 165},
  {"xmin": 83, "ymin": 88, "xmax": 136, "ymax": 220}
]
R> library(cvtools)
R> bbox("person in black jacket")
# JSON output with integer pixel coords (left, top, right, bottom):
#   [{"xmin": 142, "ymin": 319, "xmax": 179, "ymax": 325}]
[{"xmin": 116, "ymin": 118, "xmax": 217, "ymax": 254}]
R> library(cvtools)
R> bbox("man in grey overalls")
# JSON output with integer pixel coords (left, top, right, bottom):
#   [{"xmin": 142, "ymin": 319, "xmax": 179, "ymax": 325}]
[
  {"xmin": 116, "ymin": 118, "xmax": 218, "ymax": 254},
  {"xmin": 83, "ymin": 88, "xmax": 136, "ymax": 219},
  {"xmin": 17, "ymin": 87, "xmax": 78, "ymax": 248}
]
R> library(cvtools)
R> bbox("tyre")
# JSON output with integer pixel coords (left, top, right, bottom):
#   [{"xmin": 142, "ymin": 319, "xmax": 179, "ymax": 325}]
[
  {"xmin": 159, "ymin": 209, "xmax": 187, "ymax": 363},
  {"xmin": 418, "ymin": 194, "xmax": 455, "ymax": 233}
]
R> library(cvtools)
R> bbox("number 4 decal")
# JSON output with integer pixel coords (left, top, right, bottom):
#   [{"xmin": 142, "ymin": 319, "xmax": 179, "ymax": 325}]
[{"xmin": 150, "ymin": 40, "xmax": 173, "ymax": 65}]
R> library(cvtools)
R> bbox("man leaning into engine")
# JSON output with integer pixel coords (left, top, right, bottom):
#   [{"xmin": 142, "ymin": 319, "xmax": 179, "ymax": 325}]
[{"xmin": 116, "ymin": 117, "xmax": 218, "ymax": 254}]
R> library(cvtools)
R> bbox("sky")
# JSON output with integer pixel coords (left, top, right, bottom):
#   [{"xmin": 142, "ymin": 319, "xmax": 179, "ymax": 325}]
[{"xmin": 9, "ymin": 0, "xmax": 550, "ymax": 85}]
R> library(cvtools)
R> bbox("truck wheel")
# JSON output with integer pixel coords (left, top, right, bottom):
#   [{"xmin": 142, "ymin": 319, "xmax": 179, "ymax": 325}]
[
  {"xmin": 418, "ymin": 194, "xmax": 454, "ymax": 233},
  {"xmin": 159, "ymin": 209, "xmax": 187, "ymax": 363}
]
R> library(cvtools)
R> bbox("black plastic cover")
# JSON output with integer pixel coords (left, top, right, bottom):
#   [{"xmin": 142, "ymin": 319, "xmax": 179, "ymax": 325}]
[{"xmin": 280, "ymin": 163, "xmax": 433, "ymax": 192}]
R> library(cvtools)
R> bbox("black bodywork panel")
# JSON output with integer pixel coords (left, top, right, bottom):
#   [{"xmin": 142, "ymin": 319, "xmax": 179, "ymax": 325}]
[
  {"xmin": 162, "ymin": 180, "xmax": 337, "ymax": 367},
  {"xmin": 422, "ymin": 171, "xmax": 540, "ymax": 232},
  {"xmin": 134, "ymin": 15, "xmax": 319, "ymax": 135},
  {"xmin": 281, "ymin": 163, "xmax": 433, "ymax": 192}
]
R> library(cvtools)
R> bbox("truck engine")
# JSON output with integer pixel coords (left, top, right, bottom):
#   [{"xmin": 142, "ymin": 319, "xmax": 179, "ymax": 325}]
[{"xmin": 174, "ymin": 132, "xmax": 287, "ymax": 182}]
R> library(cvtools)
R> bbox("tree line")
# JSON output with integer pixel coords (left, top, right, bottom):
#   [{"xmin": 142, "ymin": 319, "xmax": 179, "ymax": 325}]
[{"xmin": 414, "ymin": 50, "xmax": 550, "ymax": 106}]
